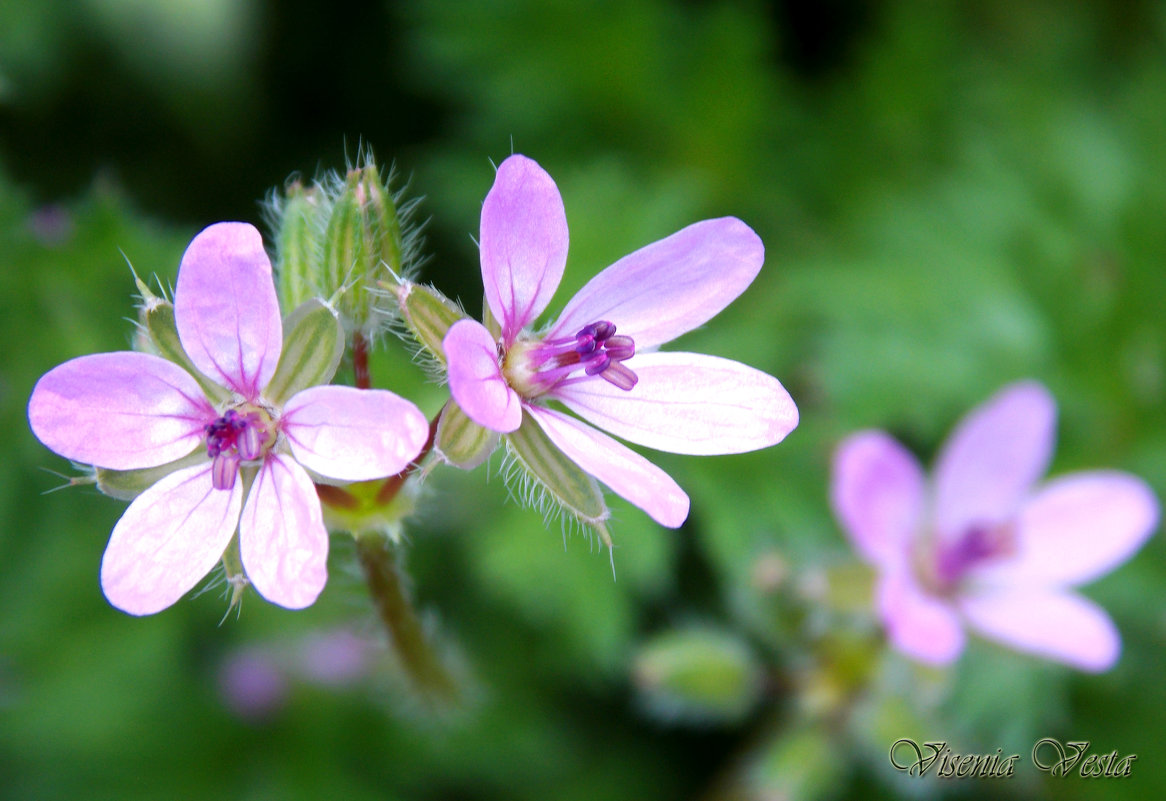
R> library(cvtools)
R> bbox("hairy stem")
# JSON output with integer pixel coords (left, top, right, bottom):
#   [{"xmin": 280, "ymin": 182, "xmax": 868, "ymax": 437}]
[{"xmin": 355, "ymin": 534, "xmax": 458, "ymax": 701}]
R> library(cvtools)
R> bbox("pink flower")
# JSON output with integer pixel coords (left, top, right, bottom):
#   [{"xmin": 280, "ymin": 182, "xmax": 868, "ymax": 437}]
[
  {"xmin": 443, "ymin": 155, "xmax": 798, "ymax": 527},
  {"xmin": 29, "ymin": 222, "xmax": 429, "ymax": 615},
  {"xmin": 831, "ymin": 381, "xmax": 1159, "ymax": 671}
]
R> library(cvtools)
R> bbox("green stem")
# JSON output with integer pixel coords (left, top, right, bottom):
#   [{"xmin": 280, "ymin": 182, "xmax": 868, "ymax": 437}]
[{"xmin": 355, "ymin": 534, "xmax": 458, "ymax": 702}]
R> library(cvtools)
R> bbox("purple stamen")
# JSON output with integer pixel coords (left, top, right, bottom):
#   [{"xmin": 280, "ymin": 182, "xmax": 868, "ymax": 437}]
[
  {"xmin": 204, "ymin": 409, "xmax": 269, "ymax": 490},
  {"xmin": 934, "ymin": 523, "xmax": 1012, "ymax": 589},
  {"xmin": 515, "ymin": 320, "xmax": 639, "ymax": 395}
]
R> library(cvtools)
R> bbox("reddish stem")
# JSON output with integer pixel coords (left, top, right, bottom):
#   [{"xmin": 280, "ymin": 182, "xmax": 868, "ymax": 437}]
[{"xmin": 353, "ymin": 331, "xmax": 371, "ymax": 389}]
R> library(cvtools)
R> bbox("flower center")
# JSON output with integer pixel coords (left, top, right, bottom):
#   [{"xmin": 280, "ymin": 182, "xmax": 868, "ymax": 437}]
[
  {"xmin": 925, "ymin": 522, "xmax": 1015, "ymax": 594},
  {"xmin": 205, "ymin": 407, "xmax": 274, "ymax": 490},
  {"xmin": 505, "ymin": 320, "xmax": 638, "ymax": 398}
]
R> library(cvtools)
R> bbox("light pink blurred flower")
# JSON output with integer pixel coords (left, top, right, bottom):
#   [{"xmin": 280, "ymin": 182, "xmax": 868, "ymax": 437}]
[
  {"xmin": 443, "ymin": 155, "xmax": 798, "ymax": 527},
  {"xmin": 831, "ymin": 381, "xmax": 1159, "ymax": 671},
  {"xmin": 29, "ymin": 222, "xmax": 429, "ymax": 615}
]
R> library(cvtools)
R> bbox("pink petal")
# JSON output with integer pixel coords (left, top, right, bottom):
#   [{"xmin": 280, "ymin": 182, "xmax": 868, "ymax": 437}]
[
  {"xmin": 100, "ymin": 463, "xmax": 242, "ymax": 615},
  {"xmin": 960, "ymin": 589, "xmax": 1120, "ymax": 672},
  {"xmin": 175, "ymin": 222, "xmax": 283, "ymax": 399},
  {"xmin": 974, "ymin": 472, "xmax": 1159, "ymax": 588},
  {"xmin": 444, "ymin": 319, "xmax": 523, "ymax": 433},
  {"xmin": 831, "ymin": 431, "xmax": 925, "ymax": 568},
  {"xmin": 876, "ymin": 568, "xmax": 965, "ymax": 665},
  {"xmin": 480, "ymin": 155, "xmax": 568, "ymax": 343},
  {"xmin": 933, "ymin": 381, "xmax": 1056, "ymax": 541},
  {"xmin": 529, "ymin": 407, "xmax": 689, "ymax": 527},
  {"xmin": 29, "ymin": 351, "xmax": 213, "ymax": 470},
  {"xmin": 282, "ymin": 385, "xmax": 430, "ymax": 481},
  {"xmin": 552, "ymin": 351, "xmax": 798, "ymax": 455},
  {"xmin": 549, "ymin": 217, "xmax": 763, "ymax": 350},
  {"xmin": 239, "ymin": 455, "xmax": 327, "ymax": 610}
]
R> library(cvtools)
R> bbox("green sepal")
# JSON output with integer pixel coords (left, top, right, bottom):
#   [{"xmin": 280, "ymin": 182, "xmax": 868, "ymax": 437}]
[
  {"xmin": 274, "ymin": 180, "xmax": 326, "ymax": 313},
  {"xmin": 435, "ymin": 399, "xmax": 500, "ymax": 470},
  {"xmin": 632, "ymin": 626, "xmax": 764, "ymax": 725},
  {"xmin": 143, "ymin": 300, "xmax": 232, "ymax": 406},
  {"xmin": 264, "ymin": 298, "xmax": 344, "ymax": 405},
  {"xmin": 318, "ymin": 478, "xmax": 417, "ymax": 542},
  {"xmin": 95, "ymin": 448, "xmax": 207, "ymax": 501},
  {"xmin": 360, "ymin": 163, "xmax": 404, "ymax": 284},
  {"xmin": 506, "ymin": 410, "xmax": 608, "ymax": 526},
  {"xmin": 397, "ymin": 281, "xmax": 467, "ymax": 363}
]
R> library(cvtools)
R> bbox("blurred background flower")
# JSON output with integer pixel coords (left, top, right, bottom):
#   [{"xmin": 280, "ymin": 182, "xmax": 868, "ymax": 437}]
[{"xmin": 2, "ymin": 1, "xmax": 1165, "ymax": 800}]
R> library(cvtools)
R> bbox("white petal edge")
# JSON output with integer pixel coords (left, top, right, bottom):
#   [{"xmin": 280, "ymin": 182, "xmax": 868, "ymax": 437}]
[
  {"xmin": 553, "ymin": 351, "xmax": 798, "ymax": 455},
  {"xmin": 529, "ymin": 407, "xmax": 690, "ymax": 528},
  {"xmin": 239, "ymin": 455, "xmax": 328, "ymax": 610},
  {"xmin": 960, "ymin": 589, "xmax": 1120, "ymax": 672},
  {"xmin": 100, "ymin": 463, "xmax": 241, "ymax": 616},
  {"xmin": 283, "ymin": 385, "xmax": 431, "ymax": 481}
]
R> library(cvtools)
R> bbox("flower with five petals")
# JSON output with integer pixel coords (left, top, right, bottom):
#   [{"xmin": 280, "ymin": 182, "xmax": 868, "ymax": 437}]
[
  {"xmin": 29, "ymin": 222, "xmax": 429, "ymax": 615},
  {"xmin": 831, "ymin": 381, "xmax": 1159, "ymax": 671},
  {"xmin": 443, "ymin": 155, "xmax": 799, "ymax": 527}
]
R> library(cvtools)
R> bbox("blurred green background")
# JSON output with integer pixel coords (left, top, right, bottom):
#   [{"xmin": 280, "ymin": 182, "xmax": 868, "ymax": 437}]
[{"xmin": 2, "ymin": 1, "xmax": 1165, "ymax": 799}]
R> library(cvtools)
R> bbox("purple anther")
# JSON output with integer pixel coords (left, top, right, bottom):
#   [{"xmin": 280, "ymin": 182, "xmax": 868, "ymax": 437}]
[
  {"xmin": 212, "ymin": 452, "xmax": 242, "ymax": 491},
  {"xmin": 238, "ymin": 421, "xmax": 262, "ymax": 460},
  {"xmin": 604, "ymin": 335, "xmax": 635, "ymax": 362},
  {"xmin": 600, "ymin": 361, "xmax": 638, "ymax": 391}
]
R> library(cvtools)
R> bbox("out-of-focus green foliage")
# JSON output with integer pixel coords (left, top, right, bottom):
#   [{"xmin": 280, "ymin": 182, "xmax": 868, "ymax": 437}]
[{"xmin": 3, "ymin": 1, "xmax": 1166, "ymax": 800}]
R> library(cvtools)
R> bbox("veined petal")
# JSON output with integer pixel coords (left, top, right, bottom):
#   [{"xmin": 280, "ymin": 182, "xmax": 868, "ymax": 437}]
[
  {"xmin": 934, "ymin": 381, "xmax": 1056, "ymax": 541},
  {"xmin": 975, "ymin": 472, "xmax": 1159, "ymax": 588},
  {"xmin": 529, "ymin": 407, "xmax": 689, "ymax": 528},
  {"xmin": 240, "ymin": 455, "xmax": 327, "ymax": 610},
  {"xmin": 553, "ymin": 351, "xmax": 798, "ymax": 455},
  {"xmin": 444, "ymin": 319, "xmax": 523, "ymax": 433},
  {"xmin": 175, "ymin": 222, "xmax": 283, "ymax": 399},
  {"xmin": 831, "ymin": 431, "xmax": 925, "ymax": 568},
  {"xmin": 876, "ymin": 568, "xmax": 965, "ymax": 665},
  {"xmin": 100, "ymin": 463, "xmax": 241, "ymax": 616},
  {"xmin": 960, "ymin": 589, "xmax": 1120, "ymax": 672},
  {"xmin": 549, "ymin": 218, "xmax": 763, "ymax": 350},
  {"xmin": 282, "ymin": 385, "xmax": 430, "ymax": 481},
  {"xmin": 29, "ymin": 351, "xmax": 213, "ymax": 470},
  {"xmin": 480, "ymin": 155, "xmax": 568, "ymax": 342}
]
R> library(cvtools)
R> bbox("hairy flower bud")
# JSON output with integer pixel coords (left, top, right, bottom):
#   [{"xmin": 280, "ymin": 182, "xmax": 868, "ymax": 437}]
[
  {"xmin": 273, "ymin": 180, "xmax": 326, "ymax": 313},
  {"xmin": 265, "ymin": 151, "xmax": 422, "ymax": 340}
]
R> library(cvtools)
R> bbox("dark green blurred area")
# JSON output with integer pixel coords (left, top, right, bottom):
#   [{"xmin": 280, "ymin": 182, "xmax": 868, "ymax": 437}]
[{"xmin": 2, "ymin": 1, "xmax": 1165, "ymax": 799}]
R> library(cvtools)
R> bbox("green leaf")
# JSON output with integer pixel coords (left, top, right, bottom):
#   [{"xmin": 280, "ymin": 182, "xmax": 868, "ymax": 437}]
[{"xmin": 264, "ymin": 298, "xmax": 344, "ymax": 405}]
